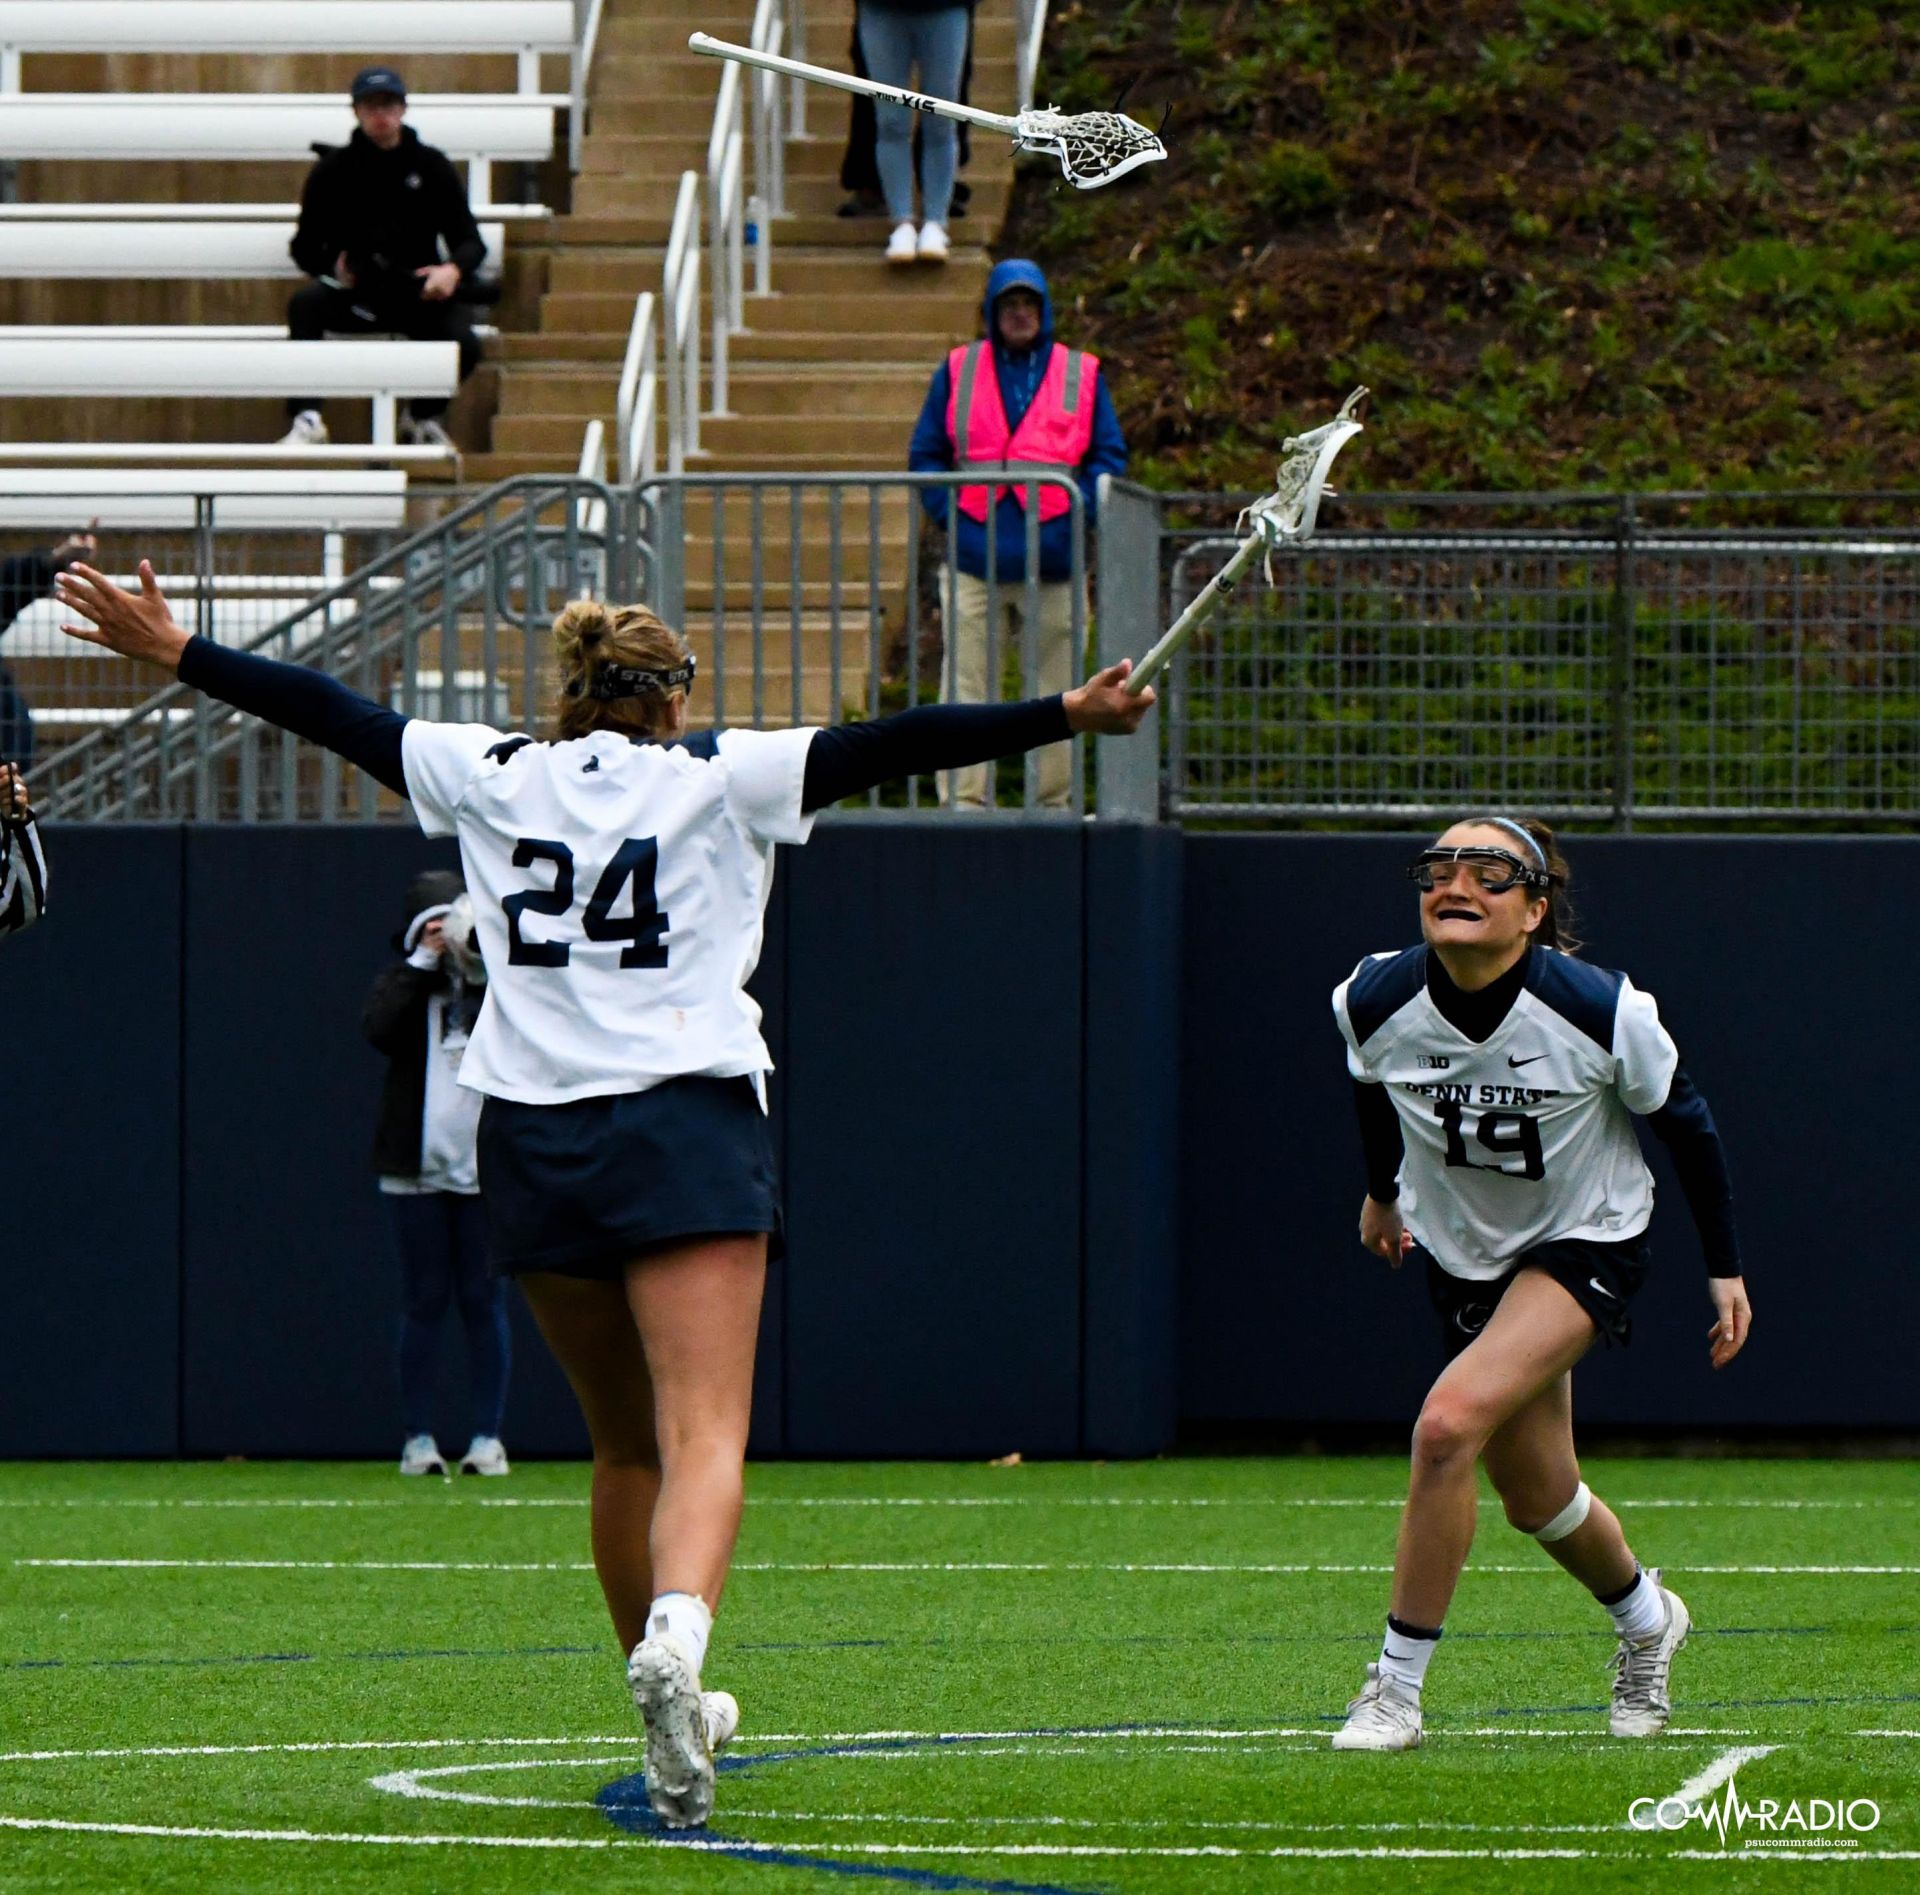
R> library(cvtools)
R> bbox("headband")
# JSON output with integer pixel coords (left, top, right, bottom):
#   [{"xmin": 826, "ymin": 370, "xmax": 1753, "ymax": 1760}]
[
  {"xmin": 568, "ymin": 655, "xmax": 698, "ymax": 701},
  {"xmin": 1480, "ymin": 817, "xmax": 1547, "ymax": 870}
]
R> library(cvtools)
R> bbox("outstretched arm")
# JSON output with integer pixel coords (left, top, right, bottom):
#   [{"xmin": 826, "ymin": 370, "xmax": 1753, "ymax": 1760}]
[
  {"xmin": 799, "ymin": 660, "xmax": 1154, "ymax": 811},
  {"xmin": 55, "ymin": 561, "xmax": 410, "ymax": 797}
]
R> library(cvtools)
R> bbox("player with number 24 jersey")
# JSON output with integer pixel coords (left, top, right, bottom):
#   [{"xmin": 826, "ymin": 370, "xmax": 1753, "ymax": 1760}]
[{"xmin": 404, "ymin": 720, "xmax": 814, "ymax": 1104}]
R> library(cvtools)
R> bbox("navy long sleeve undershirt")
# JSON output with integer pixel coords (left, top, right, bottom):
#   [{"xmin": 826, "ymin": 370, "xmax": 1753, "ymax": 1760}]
[
  {"xmin": 798, "ymin": 696, "xmax": 1071, "ymax": 811},
  {"xmin": 175, "ymin": 635, "xmax": 1073, "ymax": 815},
  {"xmin": 177, "ymin": 635, "xmax": 410, "ymax": 795}
]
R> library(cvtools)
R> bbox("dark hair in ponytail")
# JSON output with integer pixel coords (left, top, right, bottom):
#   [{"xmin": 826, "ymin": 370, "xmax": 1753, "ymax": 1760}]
[{"xmin": 1476, "ymin": 814, "xmax": 1581, "ymax": 953}]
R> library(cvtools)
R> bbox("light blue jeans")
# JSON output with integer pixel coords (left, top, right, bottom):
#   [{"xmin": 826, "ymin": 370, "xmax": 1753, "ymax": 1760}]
[{"xmin": 857, "ymin": 3, "xmax": 968, "ymax": 225}]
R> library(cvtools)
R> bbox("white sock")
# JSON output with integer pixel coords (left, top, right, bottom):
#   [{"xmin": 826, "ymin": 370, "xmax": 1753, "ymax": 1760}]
[
  {"xmin": 1601, "ymin": 1566, "xmax": 1666, "ymax": 1642},
  {"xmin": 1378, "ymin": 1614, "xmax": 1441, "ymax": 1695},
  {"xmin": 644, "ymin": 1591, "xmax": 712, "ymax": 1676}
]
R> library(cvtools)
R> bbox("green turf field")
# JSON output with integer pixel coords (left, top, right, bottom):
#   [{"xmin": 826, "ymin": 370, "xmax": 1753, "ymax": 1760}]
[{"xmin": 1, "ymin": 1456, "xmax": 1914, "ymax": 1893}]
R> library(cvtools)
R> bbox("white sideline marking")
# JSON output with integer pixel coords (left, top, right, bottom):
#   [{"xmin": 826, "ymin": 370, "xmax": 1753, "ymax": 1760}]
[
  {"xmin": 18, "ymin": 1557, "xmax": 1920, "ymax": 1576},
  {"xmin": 0, "ymin": 1494, "xmax": 1906, "ymax": 1510},
  {"xmin": 1626, "ymin": 1744, "xmax": 1778, "ymax": 1830},
  {"xmin": 7, "ymin": 1818, "xmax": 1920, "ymax": 1862}
]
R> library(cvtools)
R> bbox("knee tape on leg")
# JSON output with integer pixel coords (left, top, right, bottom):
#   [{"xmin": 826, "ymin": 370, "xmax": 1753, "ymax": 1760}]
[{"xmin": 1531, "ymin": 1481, "xmax": 1592, "ymax": 1544}]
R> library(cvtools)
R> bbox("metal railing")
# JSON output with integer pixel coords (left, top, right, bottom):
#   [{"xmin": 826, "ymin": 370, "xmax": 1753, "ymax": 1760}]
[
  {"xmin": 613, "ymin": 0, "xmax": 793, "ymax": 477},
  {"xmin": 637, "ymin": 470, "xmax": 1090, "ymax": 814},
  {"xmin": 614, "ymin": 289, "xmax": 658, "ymax": 485},
  {"xmin": 1144, "ymin": 488, "xmax": 1920, "ymax": 827},
  {"xmin": 35, "ymin": 478, "xmax": 631, "ymax": 822},
  {"xmin": 1016, "ymin": 0, "xmax": 1049, "ymax": 114},
  {"xmin": 570, "ymin": 0, "xmax": 607, "ymax": 173}
]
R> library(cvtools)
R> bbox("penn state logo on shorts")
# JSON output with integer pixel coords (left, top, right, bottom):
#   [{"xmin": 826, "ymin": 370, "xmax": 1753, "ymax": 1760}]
[{"xmin": 1454, "ymin": 1300, "xmax": 1495, "ymax": 1338}]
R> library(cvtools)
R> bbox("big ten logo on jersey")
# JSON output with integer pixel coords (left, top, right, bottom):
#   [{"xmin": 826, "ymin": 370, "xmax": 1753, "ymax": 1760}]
[{"xmin": 1417, "ymin": 1054, "xmax": 1451, "ymax": 1070}]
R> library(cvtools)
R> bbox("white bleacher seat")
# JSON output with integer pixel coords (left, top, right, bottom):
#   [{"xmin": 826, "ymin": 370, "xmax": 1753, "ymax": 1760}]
[
  {"xmin": 0, "ymin": 203, "xmax": 549, "ymax": 222},
  {"xmin": 0, "ymin": 469, "xmax": 407, "ymax": 531},
  {"xmin": 0, "ymin": 3, "xmax": 576, "ymax": 92},
  {"xmin": 0, "ymin": 220, "xmax": 506, "ymax": 280},
  {"xmin": 0, "ymin": 96, "xmax": 558, "ymax": 208},
  {"xmin": 0, "ymin": 336, "xmax": 456, "ymax": 445}
]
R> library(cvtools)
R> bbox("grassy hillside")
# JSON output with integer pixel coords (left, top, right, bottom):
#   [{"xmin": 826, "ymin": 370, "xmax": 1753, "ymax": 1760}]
[{"xmin": 1002, "ymin": 1, "xmax": 1920, "ymax": 492}]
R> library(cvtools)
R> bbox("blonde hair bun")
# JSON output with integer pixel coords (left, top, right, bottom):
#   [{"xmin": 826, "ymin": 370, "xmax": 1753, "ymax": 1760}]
[{"xmin": 552, "ymin": 597, "xmax": 615, "ymax": 663}]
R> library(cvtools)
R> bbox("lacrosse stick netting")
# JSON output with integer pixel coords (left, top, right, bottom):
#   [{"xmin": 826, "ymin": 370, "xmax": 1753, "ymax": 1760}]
[
  {"xmin": 689, "ymin": 34, "xmax": 1167, "ymax": 189},
  {"xmin": 1125, "ymin": 387, "xmax": 1369, "ymax": 696}
]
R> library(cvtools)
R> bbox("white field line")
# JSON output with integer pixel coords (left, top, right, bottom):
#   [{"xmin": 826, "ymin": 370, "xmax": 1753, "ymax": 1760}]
[
  {"xmin": 0, "ymin": 1724, "xmax": 1770, "ymax": 1769},
  {"xmin": 16, "ymin": 1557, "xmax": 1920, "ymax": 1576},
  {"xmin": 6, "ymin": 1817, "xmax": 1920, "ymax": 1862},
  {"xmin": 0, "ymin": 1494, "xmax": 1907, "ymax": 1510},
  {"xmin": 1624, "ymin": 1744, "xmax": 1779, "ymax": 1830}
]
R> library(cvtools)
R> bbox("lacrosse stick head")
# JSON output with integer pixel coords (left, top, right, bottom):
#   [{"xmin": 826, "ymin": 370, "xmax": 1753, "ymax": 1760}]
[
  {"xmin": 1014, "ymin": 108, "xmax": 1168, "ymax": 189},
  {"xmin": 1239, "ymin": 386, "xmax": 1368, "ymax": 571}
]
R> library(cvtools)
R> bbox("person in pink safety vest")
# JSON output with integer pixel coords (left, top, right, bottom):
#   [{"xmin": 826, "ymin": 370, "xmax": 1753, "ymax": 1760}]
[{"xmin": 909, "ymin": 258, "xmax": 1129, "ymax": 807}]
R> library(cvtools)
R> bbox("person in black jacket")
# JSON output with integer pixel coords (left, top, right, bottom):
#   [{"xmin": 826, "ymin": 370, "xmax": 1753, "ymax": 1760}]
[
  {"xmin": 1, "ymin": 526, "xmax": 99, "ymax": 769},
  {"xmin": 280, "ymin": 69, "xmax": 488, "ymax": 452},
  {"xmin": 363, "ymin": 867, "xmax": 512, "ymax": 1477},
  {"xmin": 1, "ymin": 763, "xmax": 46, "ymax": 940}
]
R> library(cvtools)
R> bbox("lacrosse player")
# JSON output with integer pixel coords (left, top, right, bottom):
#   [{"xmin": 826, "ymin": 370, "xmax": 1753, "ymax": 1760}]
[
  {"xmin": 56, "ymin": 557, "xmax": 1151, "ymax": 1830},
  {"xmin": 0, "ymin": 762, "xmax": 45, "ymax": 939},
  {"xmin": 1329, "ymin": 816, "xmax": 1752, "ymax": 1752}
]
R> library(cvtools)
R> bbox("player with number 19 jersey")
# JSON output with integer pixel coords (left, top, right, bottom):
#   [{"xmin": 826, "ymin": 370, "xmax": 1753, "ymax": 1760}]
[
  {"xmin": 403, "ymin": 720, "xmax": 816, "ymax": 1105},
  {"xmin": 1333, "ymin": 946, "xmax": 1680, "ymax": 1281}
]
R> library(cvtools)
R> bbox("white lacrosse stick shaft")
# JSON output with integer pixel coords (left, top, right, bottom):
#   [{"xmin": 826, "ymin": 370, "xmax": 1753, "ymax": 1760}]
[
  {"xmin": 1125, "ymin": 388, "xmax": 1368, "ymax": 696},
  {"xmin": 1127, "ymin": 533, "xmax": 1267, "ymax": 697},
  {"xmin": 691, "ymin": 32, "xmax": 1017, "ymax": 134}
]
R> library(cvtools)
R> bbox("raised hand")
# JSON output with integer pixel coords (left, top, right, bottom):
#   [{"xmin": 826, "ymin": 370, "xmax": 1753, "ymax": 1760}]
[
  {"xmin": 2, "ymin": 762, "xmax": 27, "ymax": 818},
  {"xmin": 56, "ymin": 560, "xmax": 192, "ymax": 672},
  {"xmin": 1063, "ymin": 658, "xmax": 1156, "ymax": 734}
]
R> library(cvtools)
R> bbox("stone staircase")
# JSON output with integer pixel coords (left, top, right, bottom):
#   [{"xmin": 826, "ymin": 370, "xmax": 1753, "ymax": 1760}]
[{"xmin": 468, "ymin": 0, "xmax": 1020, "ymax": 723}]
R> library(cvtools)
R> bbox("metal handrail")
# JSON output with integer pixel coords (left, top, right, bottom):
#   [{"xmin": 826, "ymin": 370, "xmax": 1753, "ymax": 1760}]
[
  {"xmin": 570, "ymin": 0, "xmax": 607, "ymax": 172},
  {"xmin": 614, "ymin": 289, "xmax": 658, "ymax": 485},
  {"xmin": 705, "ymin": 57, "xmax": 747, "ymax": 418},
  {"xmin": 1017, "ymin": 0, "xmax": 1048, "ymax": 113},
  {"xmin": 40, "ymin": 477, "xmax": 624, "ymax": 821},
  {"xmin": 661, "ymin": 172, "xmax": 702, "ymax": 470}
]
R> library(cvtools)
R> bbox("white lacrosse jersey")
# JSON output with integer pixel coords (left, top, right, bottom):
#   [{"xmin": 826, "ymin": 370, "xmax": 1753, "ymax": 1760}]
[
  {"xmin": 1332, "ymin": 946, "xmax": 1680, "ymax": 1280},
  {"xmin": 402, "ymin": 721, "xmax": 818, "ymax": 1104}
]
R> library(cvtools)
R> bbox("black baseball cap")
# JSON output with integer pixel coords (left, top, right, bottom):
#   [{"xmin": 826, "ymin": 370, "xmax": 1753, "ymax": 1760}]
[{"xmin": 350, "ymin": 67, "xmax": 408, "ymax": 102}]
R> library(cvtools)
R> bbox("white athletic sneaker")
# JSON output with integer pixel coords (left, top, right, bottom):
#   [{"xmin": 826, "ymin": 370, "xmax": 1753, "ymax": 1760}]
[
  {"xmin": 399, "ymin": 413, "xmax": 455, "ymax": 450},
  {"xmin": 916, "ymin": 221, "xmax": 949, "ymax": 262},
  {"xmin": 703, "ymin": 1689, "xmax": 739, "ymax": 1755},
  {"xmin": 885, "ymin": 219, "xmax": 919, "ymax": 264},
  {"xmin": 459, "ymin": 1435, "xmax": 510, "ymax": 1477},
  {"xmin": 628, "ymin": 1633, "xmax": 715, "ymax": 1828},
  {"xmin": 397, "ymin": 1433, "xmax": 447, "ymax": 1477},
  {"xmin": 1331, "ymin": 1662, "xmax": 1425, "ymax": 1751},
  {"xmin": 1610, "ymin": 1570, "xmax": 1691, "ymax": 1737},
  {"xmin": 278, "ymin": 409, "xmax": 328, "ymax": 446}
]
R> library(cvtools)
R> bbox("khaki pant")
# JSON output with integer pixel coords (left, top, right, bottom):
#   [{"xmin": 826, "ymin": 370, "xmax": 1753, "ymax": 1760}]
[{"xmin": 940, "ymin": 570, "xmax": 1083, "ymax": 808}]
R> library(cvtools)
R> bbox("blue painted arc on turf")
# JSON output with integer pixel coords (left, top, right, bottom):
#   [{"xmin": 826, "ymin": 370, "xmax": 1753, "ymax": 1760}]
[{"xmin": 594, "ymin": 1767, "xmax": 1091, "ymax": 1895}]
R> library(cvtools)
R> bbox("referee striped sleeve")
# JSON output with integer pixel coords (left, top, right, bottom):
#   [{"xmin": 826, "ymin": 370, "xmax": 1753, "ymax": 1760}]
[{"xmin": 0, "ymin": 812, "xmax": 47, "ymax": 937}]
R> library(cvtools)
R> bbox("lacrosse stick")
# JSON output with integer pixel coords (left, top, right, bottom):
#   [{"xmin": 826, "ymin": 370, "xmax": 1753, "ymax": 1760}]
[
  {"xmin": 689, "ymin": 33, "xmax": 1167, "ymax": 189},
  {"xmin": 1125, "ymin": 387, "xmax": 1368, "ymax": 696}
]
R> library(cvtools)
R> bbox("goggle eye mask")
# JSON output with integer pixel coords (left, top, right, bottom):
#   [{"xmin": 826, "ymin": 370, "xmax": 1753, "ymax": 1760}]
[{"xmin": 1407, "ymin": 846, "xmax": 1554, "ymax": 895}]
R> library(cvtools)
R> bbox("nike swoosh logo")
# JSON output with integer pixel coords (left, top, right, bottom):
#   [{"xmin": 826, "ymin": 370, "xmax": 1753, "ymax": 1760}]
[
  {"xmin": 1508, "ymin": 1054, "xmax": 1547, "ymax": 1069},
  {"xmin": 1589, "ymin": 1277, "xmax": 1617, "ymax": 1301}
]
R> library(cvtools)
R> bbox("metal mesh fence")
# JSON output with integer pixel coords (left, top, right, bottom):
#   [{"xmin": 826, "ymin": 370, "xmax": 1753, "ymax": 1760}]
[
  {"xmin": 3, "ymin": 483, "xmax": 499, "ymax": 779},
  {"xmin": 34, "ymin": 479, "xmax": 624, "ymax": 822},
  {"xmin": 1161, "ymin": 493, "xmax": 1920, "ymax": 825}
]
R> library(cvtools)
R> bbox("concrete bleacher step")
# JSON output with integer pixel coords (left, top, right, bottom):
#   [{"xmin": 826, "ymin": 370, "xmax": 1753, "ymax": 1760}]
[{"xmin": 496, "ymin": 366, "xmax": 930, "ymax": 420}]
